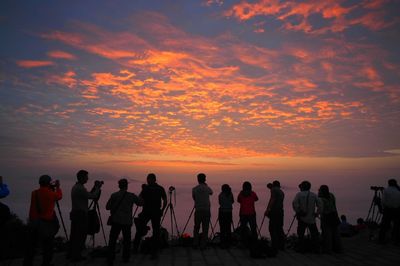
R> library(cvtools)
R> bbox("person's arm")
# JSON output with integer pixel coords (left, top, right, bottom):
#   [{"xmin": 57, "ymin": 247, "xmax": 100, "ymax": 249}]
[
  {"xmin": 106, "ymin": 194, "xmax": 114, "ymax": 211},
  {"xmin": 292, "ymin": 193, "xmax": 300, "ymax": 213},
  {"xmin": 192, "ymin": 187, "xmax": 196, "ymax": 201},
  {"xmin": 87, "ymin": 182, "xmax": 102, "ymax": 199},
  {"xmin": 230, "ymin": 193, "xmax": 234, "ymax": 204},
  {"xmin": 161, "ymin": 188, "xmax": 167, "ymax": 213},
  {"xmin": 0, "ymin": 176, "xmax": 10, "ymax": 198},
  {"xmin": 208, "ymin": 185, "xmax": 213, "ymax": 195},
  {"xmin": 315, "ymin": 195, "xmax": 323, "ymax": 215},
  {"xmin": 265, "ymin": 191, "xmax": 274, "ymax": 216},
  {"xmin": 254, "ymin": 192, "xmax": 259, "ymax": 202},
  {"xmin": 52, "ymin": 180, "xmax": 62, "ymax": 201},
  {"xmin": 237, "ymin": 193, "xmax": 242, "ymax": 203}
]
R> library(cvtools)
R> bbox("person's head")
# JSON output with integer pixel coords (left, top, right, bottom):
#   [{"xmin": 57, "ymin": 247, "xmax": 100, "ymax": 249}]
[
  {"xmin": 267, "ymin": 183, "xmax": 273, "ymax": 189},
  {"xmin": 39, "ymin": 175, "xmax": 52, "ymax": 187},
  {"xmin": 77, "ymin": 170, "xmax": 89, "ymax": 184},
  {"xmin": 147, "ymin": 173, "xmax": 156, "ymax": 185},
  {"xmin": 388, "ymin": 178, "xmax": 398, "ymax": 187},
  {"xmin": 242, "ymin": 181, "xmax": 252, "ymax": 191},
  {"xmin": 357, "ymin": 218, "xmax": 364, "ymax": 225},
  {"xmin": 299, "ymin": 181, "xmax": 311, "ymax": 191},
  {"xmin": 221, "ymin": 184, "xmax": 231, "ymax": 194},
  {"xmin": 272, "ymin": 180, "xmax": 280, "ymax": 188},
  {"xmin": 118, "ymin": 178, "xmax": 128, "ymax": 190},
  {"xmin": 318, "ymin": 185, "xmax": 330, "ymax": 198},
  {"xmin": 197, "ymin": 173, "xmax": 206, "ymax": 184},
  {"xmin": 340, "ymin": 215, "xmax": 347, "ymax": 222}
]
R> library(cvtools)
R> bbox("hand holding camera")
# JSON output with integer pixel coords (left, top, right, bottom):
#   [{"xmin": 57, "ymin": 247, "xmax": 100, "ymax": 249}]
[{"xmin": 95, "ymin": 180, "xmax": 104, "ymax": 188}]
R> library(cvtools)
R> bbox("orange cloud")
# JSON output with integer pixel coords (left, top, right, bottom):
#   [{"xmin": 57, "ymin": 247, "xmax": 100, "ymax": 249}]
[
  {"xmin": 47, "ymin": 50, "xmax": 77, "ymax": 60},
  {"xmin": 16, "ymin": 60, "xmax": 54, "ymax": 68}
]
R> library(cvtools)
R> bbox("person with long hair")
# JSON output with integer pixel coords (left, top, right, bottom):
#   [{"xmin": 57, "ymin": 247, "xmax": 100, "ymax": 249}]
[
  {"xmin": 318, "ymin": 185, "xmax": 342, "ymax": 253},
  {"xmin": 218, "ymin": 184, "xmax": 234, "ymax": 248},
  {"xmin": 237, "ymin": 181, "xmax": 258, "ymax": 243}
]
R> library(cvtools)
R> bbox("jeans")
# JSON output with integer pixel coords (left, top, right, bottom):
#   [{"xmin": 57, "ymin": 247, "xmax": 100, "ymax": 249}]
[
  {"xmin": 133, "ymin": 210, "xmax": 162, "ymax": 254},
  {"xmin": 218, "ymin": 210, "xmax": 232, "ymax": 247},
  {"xmin": 108, "ymin": 223, "xmax": 131, "ymax": 263},
  {"xmin": 23, "ymin": 222, "xmax": 55, "ymax": 266},
  {"xmin": 68, "ymin": 210, "xmax": 88, "ymax": 259},
  {"xmin": 269, "ymin": 210, "xmax": 285, "ymax": 249}
]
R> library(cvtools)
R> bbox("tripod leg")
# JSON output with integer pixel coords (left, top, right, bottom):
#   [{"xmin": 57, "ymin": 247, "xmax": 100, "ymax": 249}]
[
  {"xmin": 286, "ymin": 215, "xmax": 296, "ymax": 237},
  {"xmin": 182, "ymin": 206, "xmax": 195, "ymax": 234},
  {"xmin": 96, "ymin": 202, "xmax": 108, "ymax": 246},
  {"xmin": 209, "ymin": 219, "xmax": 216, "ymax": 240},
  {"xmin": 257, "ymin": 215, "xmax": 266, "ymax": 237},
  {"xmin": 56, "ymin": 201, "xmax": 69, "ymax": 241},
  {"xmin": 161, "ymin": 204, "xmax": 170, "ymax": 225},
  {"xmin": 171, "ymin": 207, "xmax": 180, "ymax": 237}
]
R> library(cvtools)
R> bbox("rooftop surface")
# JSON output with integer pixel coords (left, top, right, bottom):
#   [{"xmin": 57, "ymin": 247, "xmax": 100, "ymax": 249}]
[{"xmin": 7, "ymin": 234, "xmax": 400, "ymax": 266}]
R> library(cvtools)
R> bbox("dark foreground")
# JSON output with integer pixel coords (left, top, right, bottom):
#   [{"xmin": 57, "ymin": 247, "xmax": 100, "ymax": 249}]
[{"xmin": 5, "ymin": 234, "xmax": 400, "ymax": 266}]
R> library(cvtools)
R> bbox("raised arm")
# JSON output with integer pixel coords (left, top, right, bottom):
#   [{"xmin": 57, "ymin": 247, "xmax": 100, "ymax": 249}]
[{"xmin": 0, "ymin": 176, "xmax": 10, "ymax": 198}]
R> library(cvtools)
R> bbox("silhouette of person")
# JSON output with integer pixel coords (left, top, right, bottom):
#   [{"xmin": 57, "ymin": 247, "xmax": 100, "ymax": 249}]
[
  {"xmin": 265, "ymin": 180, "xmax": 285, "ymax": 250},
  {"xmin": 238, "ymin": 181, "xmax": 258, "ymax": 243},
  {"xmin": 23, "ymin": 175, "xmax": 62, "ymax": 266},
  {"xmin": 106, "ymin": 178, "xmax": 142, "ymax": 265},
  {"xmin": 339, "ymin": 215, "xmax": 354, "ymax": 237},
  {"xmin": 292, "ymin": 181, "xmax": 322, "ymax": 253},
  {"xmin": 68, "ymin": 170, "xmax": 102, "ymax": 262},
  {"xmin": 133, "ymin": 173, "xmax": 167, "ymax": 258},
  {"xmin": 0, "ymin": 176, "xmax": 11, "ymax": 225},
  {"xmin": 192, "ymin": 173, "xmax": 213, "ymax": 249},
  {"xmin": 318, "ymin": 185, "xmax": 342, "ymax": 253},
  {"xmin": 0, "ymin": 176, "xmax": 10, "ymax": 199},
  {"xmin": 379, "ymin": 178, "xmax": 400, "ymax": 244},
  {"xmin": 218, "ymin": 184, "xmax": 234, "ymax": 248}
]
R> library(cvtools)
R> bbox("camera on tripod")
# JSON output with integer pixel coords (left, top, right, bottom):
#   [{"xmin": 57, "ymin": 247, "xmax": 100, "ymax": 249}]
[
  {"xmin": 169, "ymin": 186, "xmax": 176, "ymax": 192},
  {"xmin": 370, "ymin": 186, "xmax": 384, "ymax": 191}
]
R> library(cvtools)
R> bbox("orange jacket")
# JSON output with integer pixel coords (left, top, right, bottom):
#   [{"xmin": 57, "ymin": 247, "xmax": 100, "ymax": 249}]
[{"xmin": 29, "ymin": 186, "xmax": 62, "ymax": 221}]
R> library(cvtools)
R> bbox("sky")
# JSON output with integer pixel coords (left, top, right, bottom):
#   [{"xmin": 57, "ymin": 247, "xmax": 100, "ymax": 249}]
[{"xmin": 1, "ymin": 0, "xmax": 400, "ymax": 224}]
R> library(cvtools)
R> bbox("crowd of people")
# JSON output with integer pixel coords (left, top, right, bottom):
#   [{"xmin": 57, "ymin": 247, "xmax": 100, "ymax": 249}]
[{"xmin": 0, "ymin": 173, "xmax": 400, "ymax": 266}]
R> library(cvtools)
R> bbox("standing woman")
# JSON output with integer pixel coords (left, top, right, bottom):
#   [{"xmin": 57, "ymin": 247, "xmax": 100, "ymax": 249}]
[
  {"xmin": 318, "ymin": 185, "xmax": 342, "ymax": 253},
  {"xmin": 218, "ymin": 184, "xmax": 234, "ymax": 248},
  {"xmin": 238, "ymin": 181, "xmax": 259, "ymax": 243}
]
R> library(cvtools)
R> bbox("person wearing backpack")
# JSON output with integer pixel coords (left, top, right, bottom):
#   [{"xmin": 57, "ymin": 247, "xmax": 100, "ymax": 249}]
[
  {"xmin": 23, "ymin": 175, "xmax": 62, "ymax": 266},
  {"xmin": 292, "ymin": 181, "xmax": 322, "ymax": 253},
  {"xmin": 68, "ymin": 170, "xmax": 102, "ymax": 262},
  {"xmin": 106, "ymin": 178, "xmax": 142, "ymax": 266}
]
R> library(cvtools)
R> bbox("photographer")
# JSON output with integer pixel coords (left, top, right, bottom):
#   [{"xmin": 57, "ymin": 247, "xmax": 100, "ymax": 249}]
[
  {"xmin": 23, "ymin": 175, "xmax": 62, "ymax": 266},
  {"xmin": 192, "ymin": 173, "xmax": 213, "ymax": 249},
  {"xmin": 68, "ymin": 170, "xmax": 102, "ymax": 262},
  {"xmin": 265, "ymin": 180, "xmax": 285, "ymax": 251},
  {"xmin": 106, "ymin": 178, "xmax": 142, "ymax": 265},
  {"xmin": 133, "ymin": 173, "xmax": 166, "ymax": 259},
  {"xmin": 292, "ymin": 181, "xmax": 322, "ymax": 253},
  {"xmin": 379, "ymin": 179, "xmax": 400, "ymax": 244}
]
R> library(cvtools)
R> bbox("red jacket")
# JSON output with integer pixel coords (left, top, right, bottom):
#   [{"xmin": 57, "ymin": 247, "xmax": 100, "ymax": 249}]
[
  {"xmin": 29, "ymin": 186, "xmax": 62, "ymax": 221},
  {"xmin": 238, "ymin": 191, "xmax": 258, "ymax": 215}
]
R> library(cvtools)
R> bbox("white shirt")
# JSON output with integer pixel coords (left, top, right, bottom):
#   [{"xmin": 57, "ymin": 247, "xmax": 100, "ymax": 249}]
[
  {"xmin": 382, "ymin": 186, "xmax": 400, "ymax": 209},
  {"xmin": 292, "ymin": 190, "xmax": 322, "ymax": 224}
]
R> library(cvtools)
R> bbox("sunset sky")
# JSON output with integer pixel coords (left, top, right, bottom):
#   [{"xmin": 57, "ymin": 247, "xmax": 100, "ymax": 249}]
[{"xmin": 1, "ymin": 0, "xmax": 400, "ymax": 188}]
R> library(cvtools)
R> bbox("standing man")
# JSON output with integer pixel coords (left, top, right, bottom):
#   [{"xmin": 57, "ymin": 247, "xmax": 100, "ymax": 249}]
[
  {"xmin": 379, "ymin": 178, "xmax": 400, "ymax": 244},
  {"xmin": 192, "ymin": 173, "xmax": 213, "ymax": 249},
  {"xmin": 133, "ymin": 173, "xmax": 167, "ymax": 259},
  {"xmin": 68, "ymin": 170, "xmax": 102, "ymax": 262},
  {"xmin": 265, "ymin": 180, "xmax": 285, "ymax": 250},
  {"xmin": 292, "ymin": 181, "xmax": 322, "ymax": 253},
  {"xmin": 0, "ymin": 176, "xmax": 11, "ymax": 225},
  {"xmin": 106, "ymin": 178, "xmax": 142, "ymax": 266},
  {"xmin": 23, "ymin": 175, "xmax": 62, "ymax": 266}
]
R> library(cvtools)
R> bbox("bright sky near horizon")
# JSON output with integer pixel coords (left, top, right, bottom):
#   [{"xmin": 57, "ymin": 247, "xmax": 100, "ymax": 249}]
[{"xmin": 1, "ymin": 0, "xmax": 400, "ymax": 181}]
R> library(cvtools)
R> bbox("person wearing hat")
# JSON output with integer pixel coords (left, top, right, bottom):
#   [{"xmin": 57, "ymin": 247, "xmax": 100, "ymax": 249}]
[
  {"xmin": 106, "ymin": 178, "xmax": 142, "ymax": 266},
  {"xmin": 265, "ymin": 180, "xmax": 285, "ymax": 251},
  {"xmin": 292, "ymin": 180, "xmax": 322, "ymax": 253},
  {"xmin": 23, "ymin": 175, "xmax": 62, "ymax": 266}
]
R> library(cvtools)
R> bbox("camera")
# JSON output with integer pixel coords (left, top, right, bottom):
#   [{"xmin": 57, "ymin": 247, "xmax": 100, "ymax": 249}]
[
  {"xmin": 370, "ymin": 186, "xmax": 384, "ymax": 191},
  {"xmin": 169, "ymin": 186, "xmax": 175, "ymax": 192},
  {"xmin": 95, "ymin": 180, "xmax": 104, "ymax": 187},
  {"xmin": 49, "ymin": 180, "xmax": 60, "ymax": 189}
]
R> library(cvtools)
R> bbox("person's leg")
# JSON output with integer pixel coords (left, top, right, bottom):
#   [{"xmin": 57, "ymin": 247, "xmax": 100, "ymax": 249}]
[
  {"xmin": 308, "ymin": 223, "xmax": 320, "ymax": 252},
  {"xmin": 249, "ymin": 214, "xmax": 258, "ymax": 241},
  {"xmin": 277, "ymin": 211, "xmax": 285, "ymax": 250},
  {"xmin": 227, "ymin": 211, "xmax": 233, "ymax": 244},
  {"xmin": 379, "ymin": 208, "xmax": 392, "ymax": 243},
  {"xmin": 107, "ymin": 224, "xmax": 122, "ymax": 265},
  {"xmin": 193, "ymin": 210, "xmax": 201, "ymax": 248},
  {"xmin": 269, "ymin": 214, "xmax": 278, "ymax": 249},
  {"xmin": 393, "ymin": 208, "xmax": 400, "ymax": 243},
  {"xmin": 121, "ymin": 225, "xmax": 132, "ymax": 262},
  {"xmin": 200, "ymin": 210, "xmax": 210, "ymax": 249},
  {"xmin": 41, "ymin": 235, "xmax": 54, "ymax": 266},
  {"xmin": 23, "ymin": 224, "xmax": 38, "ymax": 266},
  {"xmin": 219, "ymin": 211, "xmax": 226, "ymax": 246},
  {"xmin": 133, "ymin": 212, "xmax": 150, "ymax": 253},
  {"xmin": 239, "ymin": 215, "xmax": 250, "ymax": 244},
  {"xmin": 150, "ymin": 212, "xmax": 161, "ymax": 256},
  {"xmin": 296, "ymin": 219, "xmax": 306, "ymax": 252},
  {"xmin": 321, "ymin": 220, "xmax": 332, "ymax": 253}
]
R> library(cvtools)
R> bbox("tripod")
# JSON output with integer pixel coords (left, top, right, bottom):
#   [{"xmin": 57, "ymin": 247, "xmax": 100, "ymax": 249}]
[
  {"xmin": 366, "ymin": 188, "xmax": 383, "ymax": 224},
  {"xmin": 161, "ymin": 187, "xmax": 180, "ymax": 239}
]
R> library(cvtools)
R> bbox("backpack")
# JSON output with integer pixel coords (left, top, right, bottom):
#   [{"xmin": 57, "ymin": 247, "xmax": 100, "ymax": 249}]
[{"xmin": 87, "ymin": 208, "xmax": 100, "ymax": 235}]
